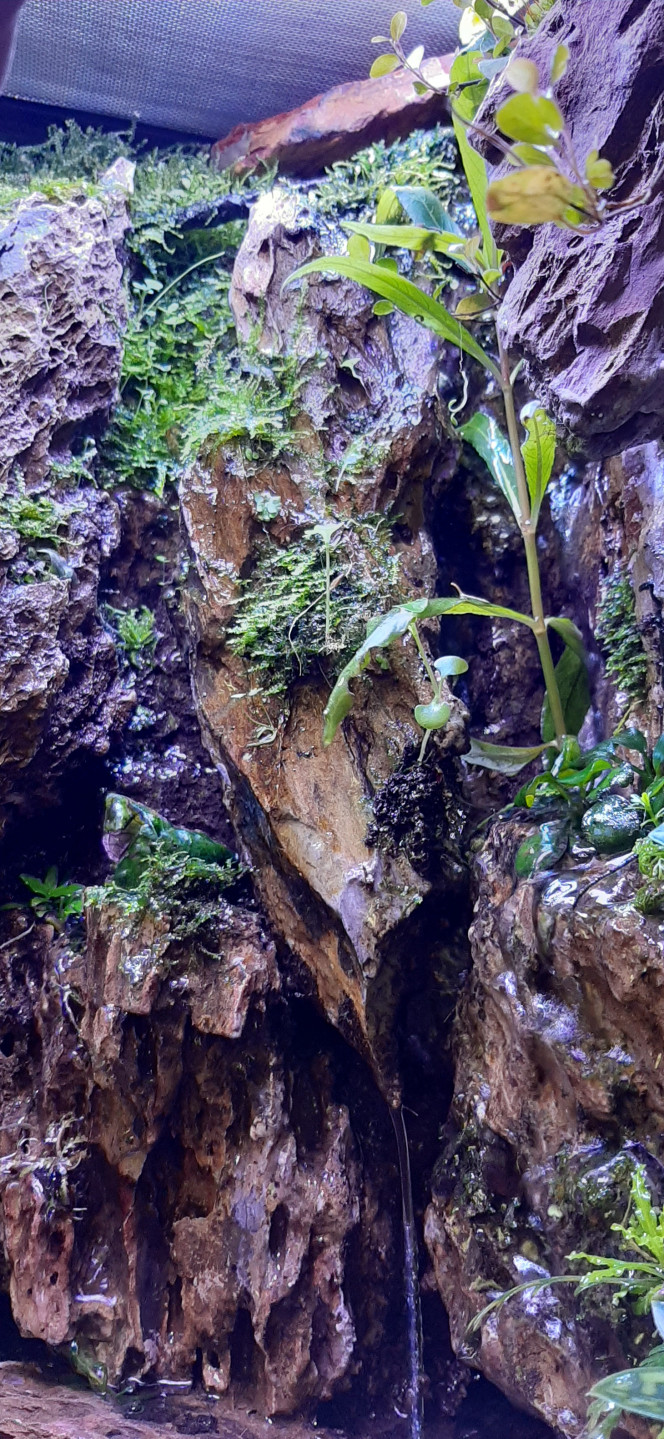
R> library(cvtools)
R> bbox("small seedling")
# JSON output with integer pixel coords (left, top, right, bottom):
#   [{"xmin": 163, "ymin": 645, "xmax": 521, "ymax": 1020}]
[
  {"xmin": 17, "ymin": 868, "xmax": 83, "ymax": 927},
  {"xmin": 106, "ymin": 605, "xmax": 157, "ymax": 668}
]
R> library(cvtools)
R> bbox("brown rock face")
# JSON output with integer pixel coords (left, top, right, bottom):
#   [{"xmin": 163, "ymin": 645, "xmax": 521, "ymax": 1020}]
[
  {"xmin": 0, "ymin": 900, "xmax": 378, "ymax": 1408},
  {"xmin": 181, "ymin": 187, "xmax": 468, "ymax": 1097},
  {"xmin": 491, "ymin": 0, "xmax": 664, "ymax": 459},
  {"xmin": 211, "ymin": 61, "xmax": 451, "ymax": 177},
  {"xmin": 425, "ymin": 819, "xmax": 664, "ymax": 1436}
]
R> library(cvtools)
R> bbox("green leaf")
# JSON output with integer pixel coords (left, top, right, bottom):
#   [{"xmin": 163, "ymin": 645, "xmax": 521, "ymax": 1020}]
[
  {"xmin": 344, "ymin": 219, "xmax": 473, "ymax": 269},
  {"xmin": 370, "ymin": 53, "xmax": 401, "ymax": 79},
  {"xmin": 459, "ymin": 411, "xmax": 520, "ymax": 521},
  {"xmin": 515, "ymin": 819, "xmax": 569, "ymax": 877},
  {"xmin": 520, "ymin": 405, "xmax": 556, "ymax": 522},
  {"xmin": 434, "ymin": 654, "xmax": 469, "ymax": 678},
  {"xmin": 589, "ymin": 1365, "xmax": 664, "ymax": 1424},
  {"xmin": 322, "ymin": 594, "xmax": 535, "ymax": 743},
  {"xmin": 653, "ymin": 735, "xmax": 664, "ymax": 774},
  {"xmin": 509, "ymin": 142, "xmax": 555, "ymax": 168},
  {"xmin": 541, "ymin": 634, "xmax": 590, "ymax": 741},
  {"xmin": 347, "ymin": 233, "xmax": 371, "ymax": 261},
  {"xmin": 455, "ymin": 293, "xmax": 492, "ymax": 317},
  {"xmin": 452, "ymin": 88, "xmax": 498, "ymax": 270},
  {"xmin": 20, "ymin": 873, "xmax": 51, "ymax": 897},
  {"xmin": 496, "ymin": 93, "xmax": 564, "ymax": 145},
  {"xmin": 546, "ymin": 616, "xmax": 586, "ymax": 659},
  {"xmin": 464, "ymin": 738, "xmax": 556, "ymax": 775},
  {"xmin": 449, "ymin": 50, "xmax": 484, "ymax": 85},
  {"xmin": 550, "ymin": 43, "xmax": 569, "ymax": 83},
  {"xmin": 373, "ymin": 300, "xmax": 395, "ymax": 315},
  {"xmin": 414, "ymin": 698, "xmax": 451, "ymax": 730},
  {"xmin": 375, "ymin": 186, "xmax": 401, "ymax": 224},
  {"xmin": 390, "ymin": 10, "xmax": 407, "ymax": 41},
  {"xmin": 504, "ymin": 58, "xmax": 539, "ymax": 93},
  {"xmin": 392, "ymin": 185, "xmax": 462, "ymax": 234},
  {"xmin": 286, "ymin": 257, "xmax": 501, "ymax": 379},
  {"xmin": 585, "ymin": 150, "xmax": 615, "ymax": 191},
  {"xmin": 487, "ymin": 167, "xmax": 576, "ymax": 225}
]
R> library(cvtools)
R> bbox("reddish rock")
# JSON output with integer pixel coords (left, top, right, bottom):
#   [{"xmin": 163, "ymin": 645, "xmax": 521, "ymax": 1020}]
[{"xmin": 211, "ymin": 60, "xmax": 452, "ymax": 178}]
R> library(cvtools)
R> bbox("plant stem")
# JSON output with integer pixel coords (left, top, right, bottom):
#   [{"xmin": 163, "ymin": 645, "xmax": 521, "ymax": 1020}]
[
  {"xmin": 497, "ymin": 335, "xmax": 567, "ymax": 743},
  {"xmin": 324, "ymin": 539, "xmax": 331, "ymax": 645},
  {"xmin": 409, "ymin": 621, "xmax": 439, "ymax": 694}
]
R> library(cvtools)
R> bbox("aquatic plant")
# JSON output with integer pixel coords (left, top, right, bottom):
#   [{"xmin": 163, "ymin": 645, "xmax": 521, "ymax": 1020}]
[{"xmin": 596, "ymin": 570, "xmax": 649, "ymax": 711}]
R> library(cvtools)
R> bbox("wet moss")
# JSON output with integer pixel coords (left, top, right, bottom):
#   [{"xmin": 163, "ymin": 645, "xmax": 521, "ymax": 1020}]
[
  {"xmin": 366, "ymin": 744, "xmax": 466, "ymax": 880},
  {"xmin": 596, "ymin": 570, "xmax": 648, "ymax": 706},
  {"xmin": 228, "ymin": 515, "xmax": 402, "ymax": 699}
]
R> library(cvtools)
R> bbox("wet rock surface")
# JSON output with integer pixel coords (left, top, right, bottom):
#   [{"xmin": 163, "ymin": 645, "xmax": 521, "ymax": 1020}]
[
  {"xmin": 181, "ymin": 185, "xmax": 469, "ymax": 1095},
  {"xmin": 490, "ymin": 0, "xmax": 664, "ymax": 459},
  {"xmin": 425, "ymin": 818, "xmax": 664, "ymax": 1436}
]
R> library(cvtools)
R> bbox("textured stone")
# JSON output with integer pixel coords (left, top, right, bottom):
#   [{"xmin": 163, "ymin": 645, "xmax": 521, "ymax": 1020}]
[
  {"xmin": 212, "ymin": 60, "xmax": 451, "ymax": 177},
  {"xmin": 181, "ymin": 187, "xmax": 468, "ymax": 1098},
  {"xmin": 425, "ymin": 818, "xmax": 664, "ymax": 1436},
  {"xmin": 489, "ymin": 0, "xmax": 664, "ymax": 459},
  {"xmin": 0, "ymin": 191, "xmax": 127, "ymax": 483}
]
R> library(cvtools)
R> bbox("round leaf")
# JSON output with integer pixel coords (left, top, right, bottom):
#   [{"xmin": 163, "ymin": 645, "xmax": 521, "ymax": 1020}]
[
  {"xmin": 486, "ymin": 167, "xmax": 576, "ymax": 226},
  {"xmin": 390, "ymin": 10, "xmax": 408, "ymax": 41},
  {"xmin": 505, "ymin": 58, "xmax": 539, "ymax": 93},
  {"xmin": 370, "ymin": 53, "xmax": 400, "ymax": 79},
  {"xmin": 496, "ymin": 92, "xmax": 563, "ymax": 145},
  {"xmin": 434, "ymin": 655, "xmax": 469, "ymax": 679},
  {"xmin": 414, "ymin": 699, "xmax": 451, "ymax": 731}
]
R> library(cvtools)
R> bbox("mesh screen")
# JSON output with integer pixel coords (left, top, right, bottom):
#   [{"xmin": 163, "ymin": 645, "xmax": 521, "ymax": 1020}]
[{"xmin": 6, "ymin": 0, "xmax": 458, "ymax": 138}]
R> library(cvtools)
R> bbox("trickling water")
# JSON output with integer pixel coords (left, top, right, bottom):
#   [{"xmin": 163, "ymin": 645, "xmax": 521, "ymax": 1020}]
[{"xmin": 390, "ymin": 1105, "xmax": 423, "ymax": 1439}]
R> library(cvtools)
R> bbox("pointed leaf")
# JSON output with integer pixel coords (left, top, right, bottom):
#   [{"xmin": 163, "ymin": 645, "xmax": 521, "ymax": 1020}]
[
  {"xmin": 392, "ymin": 185, "xmax": 462, "ymax": 234},
  {"xmin": 546, "ymin": 616, "xmax": 586, "ymax": 659},
  {"xmin": 459, "ymin": 411, "xmax": 520, "ymax": 521},
  {"xmin": 452, "ymin": 87, "xmax": 498, "ymax": 270},
  {"xmin": 589, "ymin": 1364, "xmax": 664, "ymax": 1423},
  {"xmin": 323, "ymin": 594, "xmax": 535, "ymax": 743},
  {"xmin": 286, "ymin": 257, "xmax": 501, "ymax": 378},
  {"xmin": 653, "ymin": 734, "xmax": 664, "ymax": 774},
  {"xmin": 464, "ymin": 738, "xmax": 556, "ymax": 775},
  {"xmin": 541, "ymin": 635, "xmax": 590, "ymax": 741},
  {"xmin": 550, "ymin": 43, "xmax": 569, "ymax": 84},
  {"xmin": 520, "ymin": 405, "xmax": 556, "ymax": 522}
]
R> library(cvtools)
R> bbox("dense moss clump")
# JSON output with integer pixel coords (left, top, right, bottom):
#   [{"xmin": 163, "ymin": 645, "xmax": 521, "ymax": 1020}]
[
  {"xmin": 87, "ymin": 836, "xmax": 244, "ymax": 952},
  {"xmin": 229, "ymin": 516, "xmax": 402, "ymax": 699},
  {"xmin": 366, "ymin": 743, "xmax": 466, "ymax": 878},
  {"xmin": 310, "ymin": 125, "xmax": 460, "ymax": 219},
  {"xmin": 595, "ymin": 570, "xmax": 648, "ymax": 706}
]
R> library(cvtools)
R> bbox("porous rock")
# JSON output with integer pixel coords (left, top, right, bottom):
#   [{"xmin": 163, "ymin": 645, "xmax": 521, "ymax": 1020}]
[
  {"xmin": 425, "ymin": 818, "xmax": 664, "ymax": 1436},
  {"xmin": 181, "ymin": 186, "xmax": 468, "ymax": 1096},
  {"xmin": 490, "ymin": 0, "xmax": 664, "ymax": 459},
  {"xmin": 0, "ymin": 902, "xmax": 375, "ymax": 1408}
]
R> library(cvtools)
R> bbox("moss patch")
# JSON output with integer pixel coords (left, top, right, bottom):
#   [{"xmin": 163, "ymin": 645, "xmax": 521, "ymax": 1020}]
[
  {"xmin": 596, "ymin": 570, "xmax": 648, "ymax": 706},
  {"xmin": 229, "ymin": 515, "xmax": 402, "ymax": 699}
]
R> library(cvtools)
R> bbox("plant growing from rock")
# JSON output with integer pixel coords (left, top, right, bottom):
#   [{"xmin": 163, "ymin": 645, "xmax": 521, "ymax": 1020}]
[
  {"xmin": 105, "ymin": 604, "xmax": 157, "ymax": 669},
  {"xmin": 596, "ymin": 570, "xmax": 649, "ymax": 715},
  {"xmin": 288, "ymin": 68, "xmax": 593, "ymax": 772},
  {"xmin": 16, "ymin": 868, "xmax": 83, "ymax": 928}
]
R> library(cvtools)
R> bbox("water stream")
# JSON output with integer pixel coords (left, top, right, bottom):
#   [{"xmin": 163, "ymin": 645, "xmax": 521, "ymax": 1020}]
[{"xmin": 391, "ymin": 1105, "xmax": 423, "ymax": 1439}]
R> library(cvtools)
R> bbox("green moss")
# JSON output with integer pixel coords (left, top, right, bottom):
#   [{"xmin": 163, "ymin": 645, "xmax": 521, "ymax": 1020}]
[
  {"xmin": 105, "ymin": 605, "xmax": 157, "ymax": 669},
  {"xmin": 524, "ymin": 0, "xmax": 559, "ymax": 29},
  {"xmin": 0, "ymin": 484, "xmax": 68, "ymax": 544},
  {"xmin": 86, "ymin": 836, "xmax": 243, "ymax": 952},
  {"xmin": 596, "ymin": 570, "xmax": 648, "ymax": 706},
  {"xmin": 310, "ymin": 124, "xmax": 460, "ymax": 219},
  {"xmin": 228, "ymin": 515, "xmax": 402, "ymax": 699}
]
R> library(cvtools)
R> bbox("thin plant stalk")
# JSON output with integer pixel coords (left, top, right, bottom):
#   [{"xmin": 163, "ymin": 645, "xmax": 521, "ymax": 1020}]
[{"xmin": 497, "ymin": 335, "xmax": 566, "ymax": 742}]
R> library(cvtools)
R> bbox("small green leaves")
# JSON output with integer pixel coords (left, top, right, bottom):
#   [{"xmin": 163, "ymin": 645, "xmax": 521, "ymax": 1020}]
[
  {"xmin": 414, "ymin": 698, "xmax": 451, "ymax": 730},
  {"xmin": 370, "ymin": 53, "xmax": 401, "ymax": 79},
  {"xmin": 504, "ymin": 58, "xmax": 539, "ymax": 94},
  {"xmin": 520, "ymin": 403, "xmax": 556, "ymax": 524},
  {"xmin": 390, "ymin": 10, "xmax": 408, "ymax": 41},
  {"xmin": 487, "ymin": 167, "xmax": 577, "ymax": 225},
  {"xmin": 550, "ymin": 43, "xmax": 569, "ymax": 84},
  {"xmin": 495, "ymin": 92, "xmax": 563, "ymax": 145},
  {"xmin": 585, "ymin": 149, "xmax": 615, "ymax": 191},
  {"xmin": 434, "ymin": 655, "xmax": 469, "ymax": 679},
  {"xmin": 459, "ymin": 411, "xmax": 519, "ymax": 521}
]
